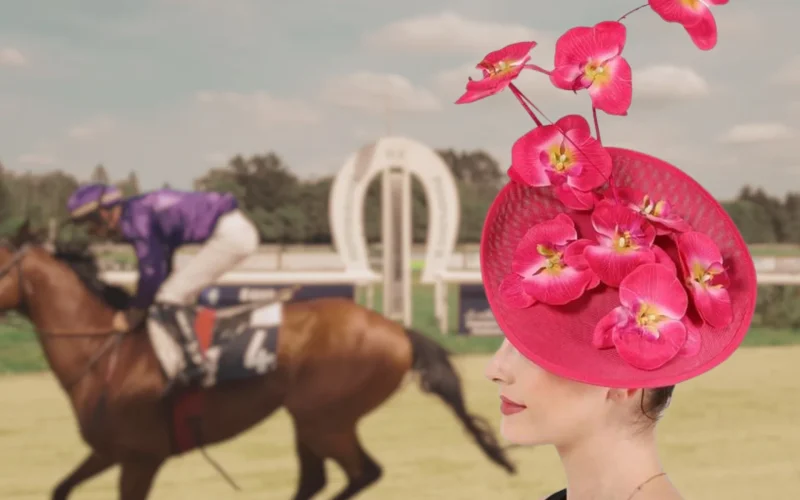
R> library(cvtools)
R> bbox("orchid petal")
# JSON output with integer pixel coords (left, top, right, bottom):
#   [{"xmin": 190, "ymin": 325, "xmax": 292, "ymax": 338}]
[
  {"xmin": 553, "ymin": 26, "xmax": 595, "ymax": 67},
  {"xmin": 684, "ymin": 8, "xmax": 718, "ymax": 51},
  {"xmin": 593, "ymin": 306, "xmax": 627, "ymax": 349},
  {"xmin": 594, "ymin": 21, "xmax": 627, "ymax": 56},
  {"xmin": 590, "ymin": 203, "xmax": 657, "ymax": 247},
  {"xmin": 556, "ymin": 114, "xmax": 592, "ymax": 142},
  {"xmin": 677, "ymin": 232, "xmax": 723, "ymax": 272},
  {"xmin": 688, "ymin": 280, "xmax": 733, "ymax": 327},
  {"xmin": 563, "ymin": 239, "xmax": 594, "ymax": 270},
  {"xmin": 507, "ymin": 165, "xmax": 526, "ymax": 184},
  {"xmin": 456, "ymin": 85, "xmax": 505, "ymax": 104},
  {"xmin": 564, "ymin": 139, "xmax": 613, "ymax": 191},
  {"xmin": 584, "ymin": 244, "xmax": 656, "ymax": 288},
  {"xmin": 483, "ymin": 41, "xmax": 537, "ymax": 66},
  {"xmin": 555, "ymin": 183, "xmax": 598, "ymax": 211},
  {"xmin": 550, "ymin": 65, "xmax": 587, "ymax": 91},
  {"xmin": 587, "ymin": 56, "xmax": 632, "ymax": 116},
  {"xmin": 510, "ymin": 126, "xmax": 562, "ymax": 187},
  {"xmin": 649, "ymin": 0, "xmax": 706, "ymax": 25},
  {"xmin": 499, "ymin": 273, "xmax": 536, "ymax": 309},
  {"xmin": 652, "ymin": 245, "xmax": 677, "ymax": 275},
  {"xmin": 612, "ymin": 318, "xmax": 687, "ymax": 370},
  {"xmin": 521, "ymin": 266, "xmax": 596, "ymax": 306},
  {"xmin": 618, "ymin": 263, "xmax": 688, "ymax": 320},
  {"xmin": 455, "ymin": 41, "xmax": 537, "ymax": 104},
  {"xmin": 678, "ymin": 316, "xmax": 702, "ymax": 358},
  {"xmin": 511, "ymin": 214, "xmax": 576, "ymax": 277}
]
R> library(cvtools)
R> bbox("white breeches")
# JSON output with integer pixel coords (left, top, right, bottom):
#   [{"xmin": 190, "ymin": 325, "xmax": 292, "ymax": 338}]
[{"xmin": 156, "ymin": 209, "xmax": 259, "ymax": 305}]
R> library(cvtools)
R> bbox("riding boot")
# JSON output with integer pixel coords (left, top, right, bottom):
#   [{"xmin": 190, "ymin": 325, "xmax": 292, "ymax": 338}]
[{"xmin": 155, "ymin": 303, "xmax": 207, "ymax": 388}]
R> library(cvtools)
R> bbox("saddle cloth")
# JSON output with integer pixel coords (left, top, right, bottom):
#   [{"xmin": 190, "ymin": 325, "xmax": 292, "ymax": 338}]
[{"xmin": 147, "ymin": 301, "xmax": 281, "ymax": 388}]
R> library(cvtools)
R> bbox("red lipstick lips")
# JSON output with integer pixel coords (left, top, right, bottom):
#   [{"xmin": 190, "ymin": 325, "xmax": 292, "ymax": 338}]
[{"xmin": 500, "ymin": 395, "xmax": 527, "ymax": 415}]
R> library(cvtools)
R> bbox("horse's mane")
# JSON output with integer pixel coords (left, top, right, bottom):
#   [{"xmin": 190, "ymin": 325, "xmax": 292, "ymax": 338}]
[{"xmin": 51, "ymin": 242, "xmax": 133, "ymax": 311}]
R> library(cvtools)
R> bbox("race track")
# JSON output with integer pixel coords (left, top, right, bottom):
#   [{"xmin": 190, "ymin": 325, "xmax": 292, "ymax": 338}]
[{"xmin": 0, "ymin": 349, "xmax": 798, "ymax": 499}]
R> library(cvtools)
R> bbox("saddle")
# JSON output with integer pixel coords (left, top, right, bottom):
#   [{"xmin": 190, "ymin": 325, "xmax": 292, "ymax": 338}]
[{"xmin": 147, "ymin": 298, "xmax": 283, "ymax": 390}]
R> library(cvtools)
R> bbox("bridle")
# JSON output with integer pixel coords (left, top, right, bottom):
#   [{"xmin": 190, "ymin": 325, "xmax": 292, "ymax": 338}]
[{"xmin": 0, "ymin": 241, "xmax": 126, "ymax": 390}]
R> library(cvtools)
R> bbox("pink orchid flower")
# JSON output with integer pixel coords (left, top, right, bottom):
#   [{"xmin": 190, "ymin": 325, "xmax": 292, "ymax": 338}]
[
  {"xmin": 509, "ymin": 114, "xmax": 612, "ymax": 211},
  {"xmin": 678, "ymin": 315, "xmax": 702, "ymax": 358},
  {"xmin": 549, "ymin": 21, "xmax": 632, "ymax": 116},
  {"xmin": 676, "ymin": 231, "xmax": 733, "ymax": 328},
  {"xmin": 499, "ymin": 214, "xmax": 600, "ymax": 308},
  {"xmin": 648, "ymin": 0, "xmax": 728, "ymax": 51},
  {"xmin": 455, "ymin": 41, "xmax": 537, "ymax": 104},
  {"xmin": 584, "ymin": 203, "xmax": 657, "ymax": 287},
  {"xmin": 615, "ymin": 187, "xmax": 692, "ymax": 235},
  {"xmin": 592, "ymin": 263, "xmax": 689, "ymax": 370}
]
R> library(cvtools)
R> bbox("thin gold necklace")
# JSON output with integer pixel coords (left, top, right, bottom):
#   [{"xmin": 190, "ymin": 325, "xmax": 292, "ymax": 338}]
[{"xmin": 626, "ymin": 472, "xmax": 667, "ymax": 500}]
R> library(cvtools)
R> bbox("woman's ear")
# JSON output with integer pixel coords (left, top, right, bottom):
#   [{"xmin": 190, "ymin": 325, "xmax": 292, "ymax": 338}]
[{"xmin": 606, "ymin": 387, "xmax": 640, "ymax": 403}]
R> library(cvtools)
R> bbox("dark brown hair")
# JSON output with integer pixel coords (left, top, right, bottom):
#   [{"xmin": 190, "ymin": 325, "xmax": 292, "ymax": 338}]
[{"xmin": 640, "ymin": 385, "xmax": 675, "ymax": 423}]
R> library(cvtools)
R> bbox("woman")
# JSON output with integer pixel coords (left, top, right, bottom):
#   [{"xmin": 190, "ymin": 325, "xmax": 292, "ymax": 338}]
[
  {"xmin": 65, "ymin": 183, "xmax": 260, "ymax": 387},
  {"xmin": 460, "ymin": 4, "xmax": 757, "ymax": 499}
]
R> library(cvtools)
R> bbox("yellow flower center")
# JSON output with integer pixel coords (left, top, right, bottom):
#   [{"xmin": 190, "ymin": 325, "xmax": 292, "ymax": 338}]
[
  {"xmin": 641, "ymin": 195, "xmax": 667, "ymax": 217},
  {"xmin": 681, "ymin": 0, "xmax": 702, "ymax": 10},
  {"xmin": 536, "ymin": 244, "xmax": 565, "ymax": 274},
  {"xmin": 481, "ymin": 58, "xmax": 516, "ymax": 78},
  {"xmin": 690, "ymin": 262, "xmax": 721, "ymax": 289},
  {"xmin": 612, "ymin": 230, "xmax": 638, "ymax": 252},
  {"xmin": 635, "ymin": 303, "xmax": 666, "ymax": 335},
  {"xmin": 548, "ymin": 144, "xmax": 574, "ymax": 172},
  {"xmin": 584, "ymin": 61, "xmax": 611, "ymax": 86}
]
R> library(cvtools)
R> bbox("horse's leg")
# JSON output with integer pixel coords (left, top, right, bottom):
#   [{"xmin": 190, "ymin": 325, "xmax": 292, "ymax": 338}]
[
  {"xmin": 118, "ymin": 458, "xmax": 164, "ymax": 500},
  {"xmin": 291, "ymin": 431, "xmax": 327, "ymax": 500},
  {"xmin": 52, "ymin": 452, "xmax": 115, "ymax": 500},
  {"xmin": 298, "ymin": 424, "xmax": 382, "ymax": 500}
]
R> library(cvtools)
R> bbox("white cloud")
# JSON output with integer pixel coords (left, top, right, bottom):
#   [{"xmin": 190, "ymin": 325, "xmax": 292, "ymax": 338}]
[
  {"xmin": 771, "ymin": 56, "xmax": 800, "ymax": 86},
  {"xmin": 717, "ymin": 123, "xmax": 794, "ymax": 144},
  {"xmin": 634, "ymin": 65, "xmax": 709, "ymax": 101},
  {"xmin": 204, "ymin": 152, "xmax": 229, "ymax": 165},
  {"xmin": 0, "ymin": 48, "xmax": 26, "ymax": 67},
  {"xmin": 194, "ymin": 91, "xmax": 321, "ymax": 125},
  {"xmin": 320, "ymin": 72, "xmax": 440, "ymax": 113},
  {"xmin": 17, "ymin": 153, "xmax": 55, "ymax": 166},
  {"xmin": 363, "ymin": 11, "xmax": 545, "ymax": 55},
  {"xmin": 67, "ymin": 116, "xmax": 116, "ymax": 140}
]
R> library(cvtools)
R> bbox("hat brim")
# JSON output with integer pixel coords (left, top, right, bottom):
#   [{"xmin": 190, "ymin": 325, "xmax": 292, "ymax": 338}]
[{"xmin": 480, "ymin": 147, "xmax": 757, "ymax": 388}]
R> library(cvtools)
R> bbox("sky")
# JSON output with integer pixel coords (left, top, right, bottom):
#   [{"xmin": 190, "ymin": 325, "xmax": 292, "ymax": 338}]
[{"xmin": 0, "ymin": 0, "xmax": 798, "ymax": 199}]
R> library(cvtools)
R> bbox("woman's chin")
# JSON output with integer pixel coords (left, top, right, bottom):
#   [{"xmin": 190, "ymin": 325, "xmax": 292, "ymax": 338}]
[{"xmin": 500, "ymin": 416, "xmax": 548, "ymax": 446}]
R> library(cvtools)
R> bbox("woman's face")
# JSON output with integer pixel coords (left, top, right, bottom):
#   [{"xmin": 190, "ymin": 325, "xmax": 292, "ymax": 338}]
[{"xmin": 485, "ymin": 339, "xmax": 613, "ymax": 447}]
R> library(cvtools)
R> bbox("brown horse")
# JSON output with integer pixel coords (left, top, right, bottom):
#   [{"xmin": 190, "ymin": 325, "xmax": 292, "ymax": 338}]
[{"xmin": 0, "ymin": 221, "xmax": 514, "ymax": 500}]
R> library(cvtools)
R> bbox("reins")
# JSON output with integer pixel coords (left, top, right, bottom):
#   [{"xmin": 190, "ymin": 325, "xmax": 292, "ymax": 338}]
[{"xmin": 0, "ymin": 243, "xmax": 128, "ymax": 389}]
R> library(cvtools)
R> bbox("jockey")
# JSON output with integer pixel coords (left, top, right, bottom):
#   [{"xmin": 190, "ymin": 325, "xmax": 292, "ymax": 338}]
[{"xmin": 65, "ymin": 183, "xmax": 260, "ymax": 386}]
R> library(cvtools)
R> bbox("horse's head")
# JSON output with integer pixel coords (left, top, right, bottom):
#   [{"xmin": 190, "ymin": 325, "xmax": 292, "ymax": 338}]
[{"xmin": 0, "ymin": 220, "xmax": 44, "ymax": 314}]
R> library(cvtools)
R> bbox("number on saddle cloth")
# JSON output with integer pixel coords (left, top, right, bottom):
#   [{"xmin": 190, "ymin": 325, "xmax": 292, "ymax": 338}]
[{"xmin": 147, "ymin": 302, "xmax": 281, "ymax": 388}]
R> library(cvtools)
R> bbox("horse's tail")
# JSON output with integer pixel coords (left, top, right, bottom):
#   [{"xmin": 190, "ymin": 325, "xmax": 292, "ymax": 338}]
[{"xmin": 404, "ymin": 328, "xmax": 516, "ymax": 475}]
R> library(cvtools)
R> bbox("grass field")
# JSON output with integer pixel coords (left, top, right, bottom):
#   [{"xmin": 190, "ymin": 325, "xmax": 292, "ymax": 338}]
[{"xmin": 0, "ymin": 348, "xmax": 798, "ymax": 499}]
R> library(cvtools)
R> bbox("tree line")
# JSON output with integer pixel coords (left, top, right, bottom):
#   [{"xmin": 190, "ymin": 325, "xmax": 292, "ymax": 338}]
[{"xmin": 0, "ymin": 152, "xmax": 799, "ymax": 246}]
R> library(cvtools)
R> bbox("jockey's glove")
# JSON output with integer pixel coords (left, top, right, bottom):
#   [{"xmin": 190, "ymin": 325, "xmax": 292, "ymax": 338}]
[{"xmin": 112, "ymin": 307, "xmax": 148, "ymax": 333}]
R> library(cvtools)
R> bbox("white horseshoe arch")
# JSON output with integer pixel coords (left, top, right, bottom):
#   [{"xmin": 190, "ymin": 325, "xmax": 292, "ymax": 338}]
[{"xmin": 329, "ymin": 136, "xmax": 461, "ymax": 285}]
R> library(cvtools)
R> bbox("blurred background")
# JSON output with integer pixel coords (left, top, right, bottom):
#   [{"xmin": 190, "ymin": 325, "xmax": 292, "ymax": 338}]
[{"xmin": 1, "ymin": 0, "xmax": 798, "ymax": 498}]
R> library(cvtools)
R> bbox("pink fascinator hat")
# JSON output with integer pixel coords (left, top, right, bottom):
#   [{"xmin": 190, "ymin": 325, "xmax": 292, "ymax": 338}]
[{"xmin": 456, "ymin": 1, "xmax": 756, "ymax": 388}]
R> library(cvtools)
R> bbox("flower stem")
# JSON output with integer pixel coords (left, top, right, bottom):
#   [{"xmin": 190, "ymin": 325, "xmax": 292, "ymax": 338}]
[
  {"xmin": 523, "ymin": 64, "xmax": 552, "ymax": 75},
  {"xmin": 617, "ymin": 3, "xmax": 648, "ymax": 22},
  {"xmin": 592, "ymin": 106, "xmax": 602, "ymax": 144},
  {"xmin": 509, "ymin": 83, "xmax": 543, "ymax": 127},
  {"xmin": 516, "ymin": 89, "xmax": 557, "ymax": 127}
]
